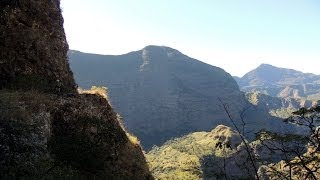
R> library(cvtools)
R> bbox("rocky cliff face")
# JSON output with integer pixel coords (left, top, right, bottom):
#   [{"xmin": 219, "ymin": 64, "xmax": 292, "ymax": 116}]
[
  {"xmin": 0, "ymin": 1, "xmax": 152, "ymax": 178},
  {"xmin": 0, "ymin": 91, "xmax": 152, "ymax": 179},
  {"xmin": 246, "ymin": 92, "xmax": 317, "ymax": 118},
  {"xmin": 0, "ymin": 0, "xmax": 76, "ymax": 93}
]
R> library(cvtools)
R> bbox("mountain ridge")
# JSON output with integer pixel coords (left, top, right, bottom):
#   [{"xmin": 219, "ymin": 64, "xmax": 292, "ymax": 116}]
[
  {"xmin": 69, "ymin": 47, "xmax": 301, "ymax": 149},
  {"xmin": 236, "ymin": 63, "xmax": 320, "ymax": 99},
  {"xmin": 70, "ymin": 46, "xmax": 246, "ymax": 149}
]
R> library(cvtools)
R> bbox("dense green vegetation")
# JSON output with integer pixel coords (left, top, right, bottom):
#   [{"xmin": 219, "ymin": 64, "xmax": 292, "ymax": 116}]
[
  {"xmin": 147, "ymin": 104, "xmax": 320, "ymax": 179},
  {"xmin": 146, "ymin": 125, "xmax": 243, "ymax": 179}
]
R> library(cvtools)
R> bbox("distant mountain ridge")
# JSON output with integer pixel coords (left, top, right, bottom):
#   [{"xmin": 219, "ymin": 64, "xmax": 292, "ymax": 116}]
[
  {"xmin": 236, "ymin": 64, "xmax": 320, "ymax": 100},
  {"xmin": 69, "ymin": 47, "xmax": 300, "ymax": 149}
]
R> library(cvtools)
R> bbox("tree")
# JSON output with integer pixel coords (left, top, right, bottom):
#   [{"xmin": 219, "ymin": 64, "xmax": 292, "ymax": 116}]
[
  {"xmin": 219, "ymin": 99, "xmax": 320, "ymax": 179},
  {"xmin": 219, "ymin": 99, "xmax": 260, "ymax": 180},
  {"xmin": 258, "ymin": 106, "xmax": 320, "ymax": 179}
]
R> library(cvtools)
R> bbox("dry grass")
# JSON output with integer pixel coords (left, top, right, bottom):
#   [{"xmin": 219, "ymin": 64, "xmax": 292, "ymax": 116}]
[
  {"xmin": 78, "ymin": 86, "xmax": 109, "ymax": 100},
  {"xmin": 126, "ymin": 133, "xmax": 140, "ymax": 146}
]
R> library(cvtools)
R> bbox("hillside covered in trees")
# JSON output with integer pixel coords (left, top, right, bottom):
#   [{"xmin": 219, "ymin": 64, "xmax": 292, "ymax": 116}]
[{"xmin": 147, "ymin": 107, "xmax": 320, "ymax": 179}]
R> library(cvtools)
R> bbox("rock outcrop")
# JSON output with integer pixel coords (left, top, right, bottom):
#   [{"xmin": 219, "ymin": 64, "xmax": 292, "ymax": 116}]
[
  {"xmin": 0, "ymin": 1, "xmax": 152, "ymax": 179},
  {"xmin": 0, "ymin": 91, "xmax": 152, "ymax": 179},
  {"xmin": 0, "ymin": 0, "xmax": 76, "ymax": 93},
  {"xmin": 246, "ymin": 92, "xmax": 316, "ymax": 118}
]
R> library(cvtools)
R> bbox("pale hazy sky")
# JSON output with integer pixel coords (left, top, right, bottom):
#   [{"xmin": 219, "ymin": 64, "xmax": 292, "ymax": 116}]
[{"xmin": 61, "ymin": 0, "xmax": 320, "ymax": 77}]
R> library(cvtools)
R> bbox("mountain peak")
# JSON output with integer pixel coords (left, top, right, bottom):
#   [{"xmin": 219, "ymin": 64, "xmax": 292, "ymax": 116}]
[
  {"xmin": 69, "ymin": 47, "xmax": 246, "ymax": 149},
  {"xmin": 257, "ymin": 63, "xmax": 276, "ymax": 69},
  {"xmin": 236, "ymin": 63, "xmax": 320, "ymax": 98},
  {"xmin": 142, "ymin": 45, "xmax": 183, "ymax": 58},
  {"xmin": 255, "ymin": 64, "xmax": 304, "ymax": 75},
  {"xmin": 143, "ymin": 45, "xmax": 177, "ymax": 51}
]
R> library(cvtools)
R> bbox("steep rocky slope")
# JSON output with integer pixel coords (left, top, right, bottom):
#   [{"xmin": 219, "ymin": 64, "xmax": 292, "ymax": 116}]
[
  {"xmin": 0, "ymin": 0, "xmax": 76, "ymax": 93},
  {"xmin": 236, "ymin": 64, "xmax": 320, "ymax": 100},
  {"xmin": 0, "ymin": 91, "xmax": 151, "ymax": 179},
  {"xmin": 69, "ymin": 47, "xmax": 270, "ymax": 149},
  {"xmin": 0, "ymin": 1, "xmax": 151, "ymax": 178},
  {"xmin": 246, "ymin": 92, "xmax": 317, "ymax": 118}
]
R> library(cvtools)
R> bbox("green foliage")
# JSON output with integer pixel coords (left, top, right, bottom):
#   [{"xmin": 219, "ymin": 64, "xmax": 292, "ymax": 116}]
[
  {"xmin": 147, "ymin": 132, "xmax": 214, "ymax": 179},
  {"xmin": 257, "ymin": 106, "xmax": 320, "ymax": 179},
  {"xmin": 256, "ymin": 130, "xmax": 308, "ymax": 143},
  {"xmin": 269, "ymin": 107, "xmax": 294, "ymax": 119},
  {"xmin": 146, "ymin": 126, "xmax": 240, "ymax": 179},
  {"xmin": 246, "ymin": 92, "xmax": 260, "ymax": 105}
]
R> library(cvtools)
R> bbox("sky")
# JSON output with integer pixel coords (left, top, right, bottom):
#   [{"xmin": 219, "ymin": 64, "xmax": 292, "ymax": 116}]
[{"xmin": 61, "ymin": 0, "xmax": 320, "ymax": 77}]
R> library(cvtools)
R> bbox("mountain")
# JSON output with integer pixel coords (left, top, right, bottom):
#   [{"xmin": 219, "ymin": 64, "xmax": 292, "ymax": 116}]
[
  {"xmin": 69, "ymin": 47, "xmax": 300, "ymax": 149},
  {"xmin": 0, "ymin": 1, "xmax": 151, "ymax": 179},
  {"xmin": 236, "ymin": 64, "xmax": 320, "ymax": 100}
]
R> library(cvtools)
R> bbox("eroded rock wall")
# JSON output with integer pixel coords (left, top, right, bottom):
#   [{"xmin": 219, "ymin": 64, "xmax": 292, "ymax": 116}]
[{"xmin": 0, "ymin": 0, "xmax": 76, "ymax": 93}]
